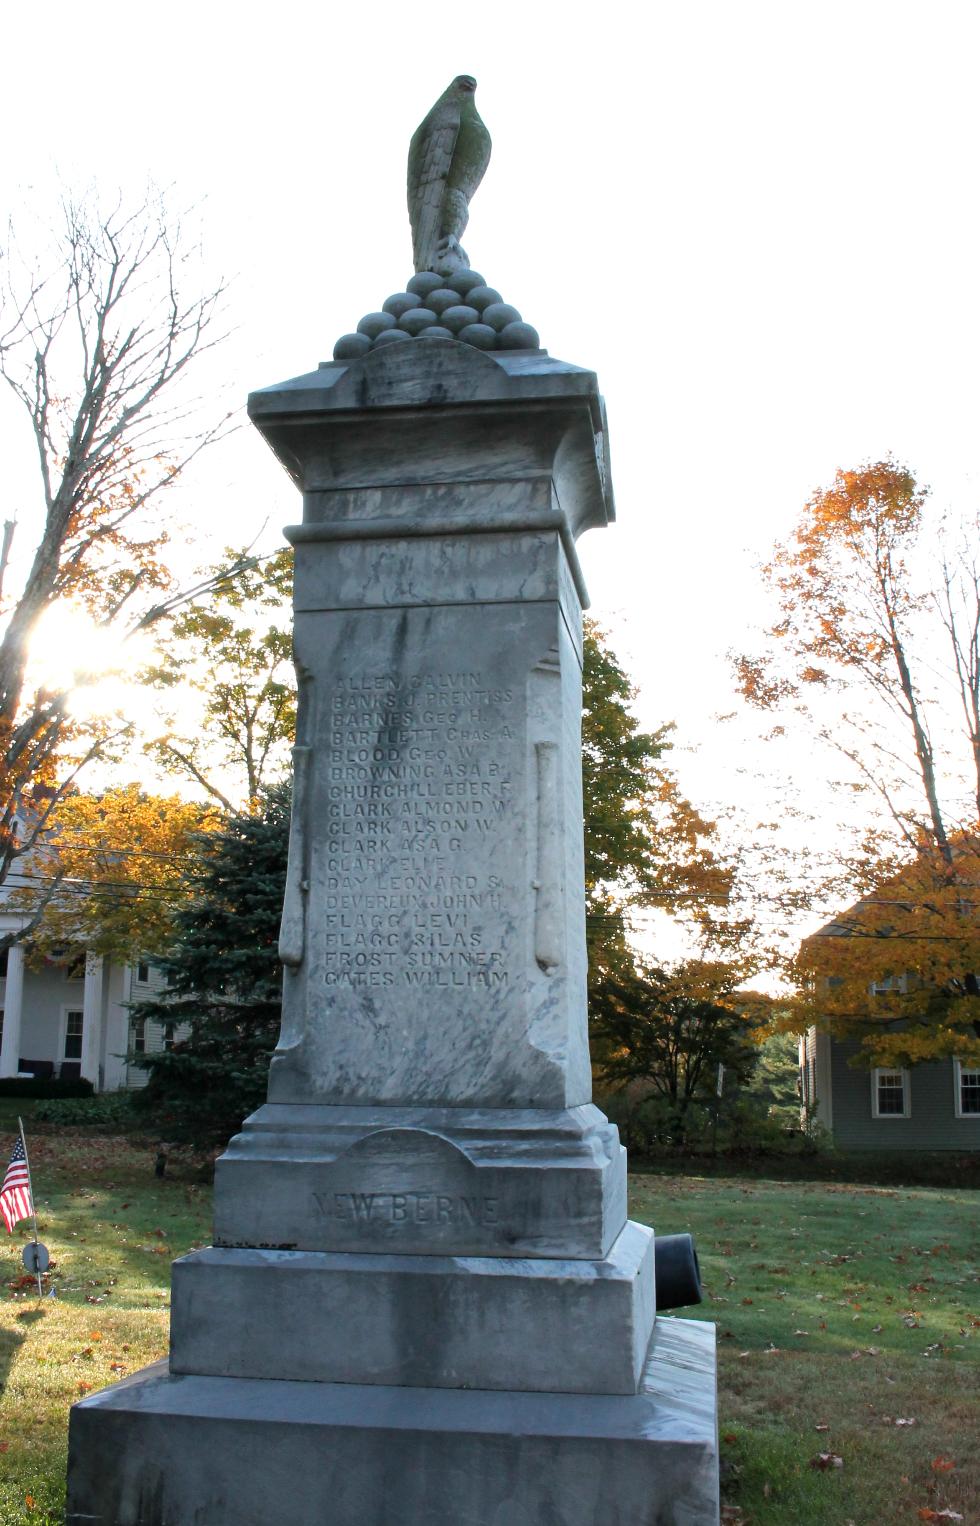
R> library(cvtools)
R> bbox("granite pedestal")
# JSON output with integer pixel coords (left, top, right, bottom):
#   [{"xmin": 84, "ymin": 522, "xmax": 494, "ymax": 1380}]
[
  {"xmin": 68, "ymin": 1320, "xmax": 718, "ymax": 1526},
  {"xmin": 67, "ymin": 340, "xmax": 719, "ymax": 1524}
]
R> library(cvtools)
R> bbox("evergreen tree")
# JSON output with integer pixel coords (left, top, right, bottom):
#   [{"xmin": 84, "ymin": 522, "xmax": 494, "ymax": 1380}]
[{"xmin": 130, "ymin": 784, "xmax": 289, "ymax": 1148}]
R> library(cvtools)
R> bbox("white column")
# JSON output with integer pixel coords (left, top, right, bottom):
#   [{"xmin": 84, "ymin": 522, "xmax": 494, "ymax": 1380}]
[
  {"xmin": 0, "ymin": 943, "xmax": 26, "ymax": 1078},
  {"xmin": 81, "ymin": 953, "xmax": 104, "ymax": 1092}
]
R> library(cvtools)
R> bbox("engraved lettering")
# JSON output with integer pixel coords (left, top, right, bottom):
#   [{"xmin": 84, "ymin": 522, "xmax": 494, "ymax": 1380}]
[
  {"xmin": 313, "ymin": 1190, "xmax": 504, "ymax": 1228},
  {"xmin": 319, "ymin": 671, "xmax": 514, "ymax": 988}
]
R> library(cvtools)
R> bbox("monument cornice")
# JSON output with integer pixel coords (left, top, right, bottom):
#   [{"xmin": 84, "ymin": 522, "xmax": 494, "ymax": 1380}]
[{"xmin": 248, "ymin": 342, "xmax": 616, "ymax": 541}]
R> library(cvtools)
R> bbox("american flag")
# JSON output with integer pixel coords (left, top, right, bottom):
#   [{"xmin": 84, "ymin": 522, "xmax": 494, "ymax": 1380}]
[{"xmin": 0, "ymin": 1136, "xmax": 33, "ymax": 1233}]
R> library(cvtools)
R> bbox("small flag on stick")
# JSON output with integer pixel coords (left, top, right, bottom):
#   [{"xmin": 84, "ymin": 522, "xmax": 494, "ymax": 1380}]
[{"xmin": 0, "ymin": 1133, "xmax": 33, "ymax": 1234}]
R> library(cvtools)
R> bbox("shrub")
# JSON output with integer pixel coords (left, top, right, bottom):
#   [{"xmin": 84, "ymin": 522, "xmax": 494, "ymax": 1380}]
[
  {"xmin": 32, "ymin": 1093, "xmax": 142, "ymax": 1129},
  {"xmin": 0, "ymin": 1077, "xmax": 94, "ymax": 1099}
]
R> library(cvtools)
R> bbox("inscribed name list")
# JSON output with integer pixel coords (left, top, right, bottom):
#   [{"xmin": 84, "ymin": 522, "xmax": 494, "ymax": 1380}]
[{"xmin": 320, "ymin": 669, "xmax": 515, "ymax": 992}]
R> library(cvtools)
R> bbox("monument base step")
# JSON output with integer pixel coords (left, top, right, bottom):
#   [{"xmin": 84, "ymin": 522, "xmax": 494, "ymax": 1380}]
[
  {"xmin": 170, "ymin": 1220, "xmax": 655, "ymax": 1395},
  {"xmin": 67, "ymin": 1317, "xmax": 719, "ymax": 1526},
  {"xmin": 214, "ymin": 1101, "xmax": 627, "ymax": 1259}
]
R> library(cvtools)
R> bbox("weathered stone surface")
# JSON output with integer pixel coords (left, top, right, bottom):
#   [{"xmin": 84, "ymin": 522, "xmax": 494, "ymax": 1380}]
[
  {"xmin": 214, "ymin": 1103, "xmax": 626, "ymax": 1258},
  {"xmin": 399, "ymin": 305, "xmax": 438, "ymax": 334},
  {"xmin": 500, "ymin": 319, "xmax": 541, "ymax": 349},
  {"xmin": 357, "ymin": 310, "xmax": 396, "ymax": 338},
  {"xmin": 438, "ymin": 303, "xmax": 480, "ymax": 331},
  {"xmin": 68, "ymin": 1320, "xmax": 719, "ymax": 1526},
  {"xmin": 425, "ymin": 287, "xmax": 466, "ymax": 314},
  {"xmin": 481, "ymin": 301, "xmax": 522, "ymax": 330},
  {"xmin": 466, "ymin": 284, "xmax": 502, "ymax": 310},
  {"xmin": 382, "ymin": 292, "xmax": 423, "ymax": 317},
  {"xmin": 236, "ymin": 344, "xmax": 614, "ymax": 1124},
  {"xmin": 406, "ymin": 270, "xmax": 443, "ymax": 296},
  {"xmin": 408, "ymin": 78, "xmax": 490, "ymax": 278},
  {"xmin": 332, "ymin": 331, "xmax": 372, "ymax": 360},
  {"xmin": 457, "ymin": 321, "xmax": 497, "ymax": 348},
  {"xmin": 254, "ymin": 345, "xmax": 615, "ymax": 537},
  {"xmin": 371, "ymin": 327, "xmax": 413, "ymax": 347},
  {"xmin": 445, "ymin": 266, "xmax": 484, "ymax": 294},
  {"xmin": 170, "ymin": 1221, "xmax": 655, "ymax": 1394}
]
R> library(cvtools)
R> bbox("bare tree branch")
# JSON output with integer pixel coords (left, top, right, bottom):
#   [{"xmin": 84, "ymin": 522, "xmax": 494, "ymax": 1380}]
[{"xmin": 0, "ymin": 188, "xmax": 230, "ymax": 943}]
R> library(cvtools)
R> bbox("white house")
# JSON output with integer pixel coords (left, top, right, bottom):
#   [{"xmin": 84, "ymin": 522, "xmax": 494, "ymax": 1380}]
[{"xmin": 0, "ymin": 914, "xmax": 176, "ymax": 1093}]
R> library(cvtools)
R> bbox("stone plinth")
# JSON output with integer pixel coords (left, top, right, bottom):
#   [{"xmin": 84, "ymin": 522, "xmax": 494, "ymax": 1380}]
[
  {"xmin": 68, "ymin": 1319, "xmax": 719, "ymax": 1526},
  {"xmin": 170, "ymin": 1220, "xmax": 655, "ymax": 1394}
]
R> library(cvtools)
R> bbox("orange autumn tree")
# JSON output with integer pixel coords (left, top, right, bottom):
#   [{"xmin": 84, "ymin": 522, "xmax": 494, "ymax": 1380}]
[
  {"xmin": 583, "ymin": 624, "xmax": 772, "ymax": 1129},
  {"xmin": 582, "ymin": 620, "xmax": 746, "ymax": 981},
  {"xmin": 9, "ymin": 784, "xmax": 217, "ymax": 966},
  {"xmin": 737, "ymin": 459, "xmax": 980, "ymax": 1067},
  {"xmin": 0, "ymin": 191, "xmax": 228, "ymax": 944},
  {"xmin": 794, "ymin": 838, "xmax": 980, "ymax": 1068}
]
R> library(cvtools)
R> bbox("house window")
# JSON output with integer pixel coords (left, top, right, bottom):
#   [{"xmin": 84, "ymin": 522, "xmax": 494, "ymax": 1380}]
[
  {"xmin": 870, "ymin": 973, "xmax": 908, "ymax": 996},
  {"xmin": 131, "ymin": 1018, "xmax": 146, "ymax": 1055},
  {"xmin": 954, "ymin": 1060, "xmax": 980, "ymax": 1117},
  {"xmin": 163, "ymin": 1022, "xmax": 176, "ymax": 1052},
  {"xmin": 136, "ymin": 961, "xmax": 150, "ymax": 985},
  {"xmin": 872, "ymin": 1068, "xmax": 910, "ymax": 1118},
  {"xmin": 64, "ymin": 1010, "xmax": 84, "ymax": 1061},
  {"xmin": 0, "ymin": 948, "xmax": 8, "ymax": 978}
]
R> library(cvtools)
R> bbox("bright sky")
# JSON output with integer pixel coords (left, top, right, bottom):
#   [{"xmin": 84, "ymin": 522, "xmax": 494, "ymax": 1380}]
[{"xmin": 3, "ymin": 0, "xmax": 979, "ymax": 958}]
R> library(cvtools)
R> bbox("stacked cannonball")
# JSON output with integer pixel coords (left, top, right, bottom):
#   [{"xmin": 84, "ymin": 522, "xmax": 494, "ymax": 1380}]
[{"xmin": 333, "ymin": 269, "xmax": 540, "ymax": 360}]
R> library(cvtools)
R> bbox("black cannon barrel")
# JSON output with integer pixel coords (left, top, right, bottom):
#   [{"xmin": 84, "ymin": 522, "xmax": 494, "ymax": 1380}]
[{"xmin": 654, "ymin": 1232, "xmax": 702, "ymax": 1311}]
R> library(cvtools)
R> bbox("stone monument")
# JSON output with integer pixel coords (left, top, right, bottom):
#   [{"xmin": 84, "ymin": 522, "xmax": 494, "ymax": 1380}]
[{"xmin": 66, "ymin": 78, "xmax": 720, "ymax": 1525}]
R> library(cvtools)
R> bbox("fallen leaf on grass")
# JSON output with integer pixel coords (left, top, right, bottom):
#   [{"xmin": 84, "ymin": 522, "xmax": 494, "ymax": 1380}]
[
  {"xmin": 76, "ymin": 1383, "xmax": 92, "ymax": 1395},
  {"xmin": 0, "ymin": 1442, "xmax": 8, "ymax": 1452},
  {"xmin": 793, "ymin": 1329, "xmax": 810, "ymax": 1336},
  {"xmin": 24, "ymin": 1496, "xmax": 34, "ymax": 1511},
  {"xmin": 894, "ymin": 1417, "xmax": 917, "ymax": 1426},
  {"xmin": 810, "ymin": 1453, "xmax": 844, "ymax": 1470},
  {"xmin": 930, "ymin": 1457, "xmax": 956, "ymax": 1473},
  {"xmin": 722, "ymin": 1433, "xmax": 738, "ymax": 1445},
  {"xmin": 917, "ymin": 1511, "xmax": 963, "ymax": 1522},
  {"xmin": 814, "ymin": 1423, "xmax": 830, "ymax": 1433}
]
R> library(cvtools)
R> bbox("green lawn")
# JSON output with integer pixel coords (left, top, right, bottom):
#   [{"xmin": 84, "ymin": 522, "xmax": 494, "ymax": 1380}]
[
  {"xmin": 631, "ymin": 1171, "xmax": 980, "ymax": 1525},
  {"xmin": 0, "ymin": 1135, "xmax": 974, "ymax": 1524},
  {"xmin": 0, "ymin": 1129, "xmax": 210, "ymax": 1523}
]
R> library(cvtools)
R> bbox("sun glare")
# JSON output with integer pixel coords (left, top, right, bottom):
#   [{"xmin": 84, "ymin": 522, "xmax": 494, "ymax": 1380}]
[{"xmin": 27, "ymin": 605, "xmax": 152, "ymax": 717}]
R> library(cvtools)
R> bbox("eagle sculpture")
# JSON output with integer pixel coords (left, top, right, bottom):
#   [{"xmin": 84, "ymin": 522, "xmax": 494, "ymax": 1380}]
[{"xmin": 408, "ymin": 76, "xmax": 492, "ymax": 275}]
